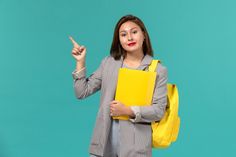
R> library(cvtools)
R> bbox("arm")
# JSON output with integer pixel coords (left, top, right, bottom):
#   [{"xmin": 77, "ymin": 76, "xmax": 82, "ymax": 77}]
[
  {"xmin": 72, "ymin": 56, "xmax": 108, "ymax": 99},
  {"xmin": 129, "ymin": 64, "xmax": 168, "ymax": 123}
]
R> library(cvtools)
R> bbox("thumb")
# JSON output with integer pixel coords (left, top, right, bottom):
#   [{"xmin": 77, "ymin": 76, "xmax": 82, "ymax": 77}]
[{"xmin": 112, "ymin": 100, "xmax": 119, "ymax": 104}]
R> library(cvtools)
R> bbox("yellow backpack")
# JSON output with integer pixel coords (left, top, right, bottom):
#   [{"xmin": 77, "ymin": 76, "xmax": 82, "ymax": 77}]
[{"xmin": 148, "ymin": 60, "xmax": 180, "ymax": 148}]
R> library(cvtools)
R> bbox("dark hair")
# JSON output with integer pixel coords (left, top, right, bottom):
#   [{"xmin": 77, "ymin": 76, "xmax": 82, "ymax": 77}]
[{"xmin": 110, "ymin": 14, "xmax": 153, "ymax": 60}]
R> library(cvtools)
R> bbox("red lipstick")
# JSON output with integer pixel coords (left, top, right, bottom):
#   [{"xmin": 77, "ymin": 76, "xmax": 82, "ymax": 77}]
[{"xmin": 128, "ymin": 42, "xmax": 136, "ymax": 46}]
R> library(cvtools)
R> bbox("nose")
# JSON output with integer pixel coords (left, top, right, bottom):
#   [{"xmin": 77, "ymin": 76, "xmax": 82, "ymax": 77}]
[{"xmin": 127, "ymin": 33, "xmax": 133, "ymax": 41}]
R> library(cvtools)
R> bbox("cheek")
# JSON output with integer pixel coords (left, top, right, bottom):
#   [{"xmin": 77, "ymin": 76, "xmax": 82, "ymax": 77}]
[
  {"xmin": 136, "ymin": 34, "xmax": 144, "ymax": 41},
  {"xmin": 119, "ymin": 38, "xmax": 127, "ymax": 47},
  {"xmin": 137, "ymin": 35, "xmax": 145, "ymax": 46}
]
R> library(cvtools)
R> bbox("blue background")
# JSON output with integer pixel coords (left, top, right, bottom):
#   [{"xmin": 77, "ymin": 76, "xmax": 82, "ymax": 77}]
[{"xmin": 0, "ymin": 0, "xmax": 235, "ymax": 156}]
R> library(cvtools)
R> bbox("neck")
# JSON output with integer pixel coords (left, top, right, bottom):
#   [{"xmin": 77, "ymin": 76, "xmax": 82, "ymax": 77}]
[{"xmin": 124, "ymin": 50, "xmax": 144, "ymax": 61}]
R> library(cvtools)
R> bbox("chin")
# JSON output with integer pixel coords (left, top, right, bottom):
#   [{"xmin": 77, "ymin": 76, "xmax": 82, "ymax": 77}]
[{"xmin": 124, "ymin": 47, "xmax": 141, "ymax": 53}]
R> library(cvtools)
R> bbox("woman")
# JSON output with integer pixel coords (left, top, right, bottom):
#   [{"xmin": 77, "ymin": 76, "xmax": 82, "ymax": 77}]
[{"xmin": 70, "ymin": 14, "xmax": 168, "ymax": 157}]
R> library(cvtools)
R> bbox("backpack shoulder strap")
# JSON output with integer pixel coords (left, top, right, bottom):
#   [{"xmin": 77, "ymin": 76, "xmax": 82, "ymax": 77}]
[{"xmin": 148, "ymin": 60, "xmax": 160, "ymax": 72}]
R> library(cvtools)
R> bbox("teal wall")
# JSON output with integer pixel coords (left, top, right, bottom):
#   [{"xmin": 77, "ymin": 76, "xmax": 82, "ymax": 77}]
[{"xmin": 1, "ymin": 0, "xmax": 235, "ymax": 156}]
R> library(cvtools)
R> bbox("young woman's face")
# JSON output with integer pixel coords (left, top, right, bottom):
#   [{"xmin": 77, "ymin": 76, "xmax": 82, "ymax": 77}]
[{"xmin": 119, "ymin": 21, "xmax": 145, "ymax": 53}]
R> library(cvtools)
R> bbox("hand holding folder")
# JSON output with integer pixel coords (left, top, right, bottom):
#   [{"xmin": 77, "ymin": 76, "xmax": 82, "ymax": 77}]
[{"xmin": 112, "ymin": 60, "xmax": 158, "ymax": 120}]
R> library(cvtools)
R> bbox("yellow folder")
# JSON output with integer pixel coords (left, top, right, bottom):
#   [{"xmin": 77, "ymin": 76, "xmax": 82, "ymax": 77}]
[{"xmin": 112, "ymin": 60, "xmax": 158, "ymax": 120}]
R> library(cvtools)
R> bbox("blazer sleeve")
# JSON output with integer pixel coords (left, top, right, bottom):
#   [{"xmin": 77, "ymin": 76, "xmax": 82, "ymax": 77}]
[
  {"xmin": 72, "ymin": 56, "xmax": 108, "ymax": 99},
  {"xmin": 129, "ymin": 63, "xmax": 168, "ymax": 123}
]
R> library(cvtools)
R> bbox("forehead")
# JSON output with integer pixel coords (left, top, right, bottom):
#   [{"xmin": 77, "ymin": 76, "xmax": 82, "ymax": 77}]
[{"xmin": 119, "ymin": 21, "xmax": 141, "ymax": 32}]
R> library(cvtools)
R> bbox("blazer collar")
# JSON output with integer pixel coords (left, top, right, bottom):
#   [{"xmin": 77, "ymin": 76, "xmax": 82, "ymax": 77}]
[{"xmin": 120, "ymin": 54, "xmax": 154, "ymax": 70}]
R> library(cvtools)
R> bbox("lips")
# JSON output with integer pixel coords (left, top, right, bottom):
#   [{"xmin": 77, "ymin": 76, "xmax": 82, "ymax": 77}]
[{"xmin": 128, "ymin": 42, "xmax": 136, "ymax": 46}]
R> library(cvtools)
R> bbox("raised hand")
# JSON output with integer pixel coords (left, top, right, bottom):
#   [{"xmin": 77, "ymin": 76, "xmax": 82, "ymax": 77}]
[{"xmin": 69, "ymin": 36, "xmax": 86, "ymax": 62}]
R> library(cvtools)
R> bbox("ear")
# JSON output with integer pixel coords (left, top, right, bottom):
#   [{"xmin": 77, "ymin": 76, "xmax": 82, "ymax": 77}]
[{"xmin": 142, "ymin": 31, "xmax": 146, "ymax": 40}]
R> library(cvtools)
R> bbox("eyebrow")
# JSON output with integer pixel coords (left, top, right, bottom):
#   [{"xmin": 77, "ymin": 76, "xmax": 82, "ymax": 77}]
[{"xmin": 119, "ymin": 27, "xmax": 138, "ymax": 33}]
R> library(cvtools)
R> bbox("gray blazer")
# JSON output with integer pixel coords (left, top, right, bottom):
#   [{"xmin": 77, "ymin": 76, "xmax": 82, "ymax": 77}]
[{"xmin": 72, "ymin": 54, "xmax": 168, "ymax": 157}]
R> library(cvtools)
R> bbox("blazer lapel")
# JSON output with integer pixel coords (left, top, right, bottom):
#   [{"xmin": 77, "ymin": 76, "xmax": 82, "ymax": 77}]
[
  {"xmin": 110, "ymin": 57, "xmax": 123, "ymax": 100},
  {"xmin": 137, "ymin": 54, "xmax": 154, "ymax": 70}
]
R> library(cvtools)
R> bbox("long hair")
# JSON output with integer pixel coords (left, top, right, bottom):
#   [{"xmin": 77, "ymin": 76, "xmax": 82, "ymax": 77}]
[{"xmin": 110, "ymin": 14, "xmax": 153, "ymax": 60}]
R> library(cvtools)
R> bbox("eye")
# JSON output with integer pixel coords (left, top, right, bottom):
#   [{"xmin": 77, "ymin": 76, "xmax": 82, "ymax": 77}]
[
  {"xmin": 132, "ymin": 30, "xmax": 138, "ymax": 34},
  {"xmin": 120, "ymin": 33, "xmax": 126, "ymax": 37}
]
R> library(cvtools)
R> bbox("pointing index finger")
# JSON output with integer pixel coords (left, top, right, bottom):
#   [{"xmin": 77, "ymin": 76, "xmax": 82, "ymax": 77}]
[{"xmin": 69, "ymin": 36, "xmax": 80, "ymax": 47}]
